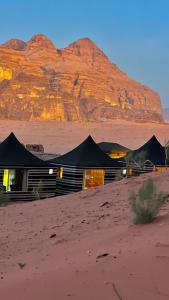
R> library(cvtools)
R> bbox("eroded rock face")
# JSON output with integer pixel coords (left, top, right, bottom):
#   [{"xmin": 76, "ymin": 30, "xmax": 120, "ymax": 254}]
[
  {"xmin": 0, "ymin": 34, "xmax": 163, "ymax": 122},
  {"xmin": 2, "ymin": 38, "xmax": 27, "ymax": 51}
]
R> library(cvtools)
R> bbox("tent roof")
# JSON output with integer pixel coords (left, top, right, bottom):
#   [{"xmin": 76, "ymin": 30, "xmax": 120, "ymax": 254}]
[
  {"xmin": 129, "ymin": 135, "xmax": 166, "ymax": 165},
  {"xmin": 48, "ymin": 135, "xmax": 124, "ymax": 167},
  {"xmin": 0, "ymin": 132, "xmax": 50, "ymax": 167},
  {"xmin": 98, "ymin": 142, "xmax": 131, "ymax": 154}
]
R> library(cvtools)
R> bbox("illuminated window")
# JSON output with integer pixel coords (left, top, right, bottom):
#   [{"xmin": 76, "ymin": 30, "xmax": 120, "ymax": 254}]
[
  {"xmin": 57, "ymin": 167, "xmax": 63, "ymax": 179},
  {"xmin": 109, "ymin": 152, "xmax": 126, "ymax": 159},
  {"xmin": 49, "ymin": 169, "xmax": 54, "ymax": 174},
  {"xmin": 83, "ymin": 169, "xmax": 104, "ymax": 190},
  {"xmin": 3, "ymin": 169, "xmax": 27, "ymax": 192}
]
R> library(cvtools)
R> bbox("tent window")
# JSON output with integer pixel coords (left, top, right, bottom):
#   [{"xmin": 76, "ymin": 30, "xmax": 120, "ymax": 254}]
[
  {"xmin": 83, "ymin": 169, "xmax": 104, "ymax": 190},
  {"xmin": 3, "ymin": 169, "xmax": 28, "ymax": 192},
  {"xmin": 109, "ymin": 152, "xmax": 126, "ymax": 159},
  {"xmin": 57, "ymin": 167, "xmax": 63, "ymax": 179}
]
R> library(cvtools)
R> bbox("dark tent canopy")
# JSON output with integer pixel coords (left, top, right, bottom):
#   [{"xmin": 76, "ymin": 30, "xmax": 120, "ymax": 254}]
[
  {"xmin": 0, "ymin": 132, "xmax": 50, "ymax": 167},
  {"xmin": 98, "ymin": 142, "xmax": 130, "ymax": 154},
  {"xmin": 128, "ymin": 135, "xmax": 166, "ymax": 166},
  {"xmin": 49, "ymin": 135, "xmax": 124, "ymax": 167}
]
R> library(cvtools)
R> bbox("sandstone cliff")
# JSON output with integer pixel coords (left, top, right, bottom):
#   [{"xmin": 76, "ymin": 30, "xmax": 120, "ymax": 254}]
[{"xmin": 0, "ymin": 34, "xmax": 163, "ymax": 122}]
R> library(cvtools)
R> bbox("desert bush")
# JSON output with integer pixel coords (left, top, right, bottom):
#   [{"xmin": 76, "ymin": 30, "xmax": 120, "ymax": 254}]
[
  {"xmin": 0, "ymin": 188, "xmax": 9, "ymax": 207},
  {"xmin": 128, "ymin": 179, "xmax": 168, "ymax": 224},
  {"xmin": 33, "ymin": 180, "xmax": 44, "ymax": 200}
]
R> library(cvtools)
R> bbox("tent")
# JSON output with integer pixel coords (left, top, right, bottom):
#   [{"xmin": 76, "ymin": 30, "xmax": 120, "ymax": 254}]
[
  {"xmin": 48, "ymin": 135, "xmax": 125, "ymax": 195},
  {"xmin": 127, "ymin": 135, "xmax": 167, "ymax": 174},
  {"xmin": 98, "ymin": 141, "xmax": 130, "ymax": 158},
  {"xmin": 0, "ymin": 132, "xmax": 56, "ymax": 200}
]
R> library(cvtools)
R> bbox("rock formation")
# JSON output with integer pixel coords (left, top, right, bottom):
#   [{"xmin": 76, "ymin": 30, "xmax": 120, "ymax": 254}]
[{"xmin": 0, "ymin": 34, "xmax": 163, "ymax": 122}]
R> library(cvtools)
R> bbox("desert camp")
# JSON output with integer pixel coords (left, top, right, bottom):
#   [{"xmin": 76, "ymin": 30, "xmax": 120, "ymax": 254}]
[{"xmin": 0, "ymin": 133, "xmax": 168, "ymax": 200}]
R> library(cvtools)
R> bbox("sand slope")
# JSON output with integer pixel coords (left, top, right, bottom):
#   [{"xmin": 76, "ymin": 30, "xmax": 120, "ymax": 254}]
[{"xmin": 1, "ymin": 171, "xmax": 169, "ymax": 300}]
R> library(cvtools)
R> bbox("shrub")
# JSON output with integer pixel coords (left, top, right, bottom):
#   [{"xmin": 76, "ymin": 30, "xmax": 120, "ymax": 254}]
[
  {"xmin": 128, "ymin": 179, "xmax": 168, "ymax": 224},
  {"xmin": 33, "ymin": 180, "xmax": 44, "ymax": 200},
  {"xmin": 0, "ymin": 188, "xmax": 9, "ymax": 207}
]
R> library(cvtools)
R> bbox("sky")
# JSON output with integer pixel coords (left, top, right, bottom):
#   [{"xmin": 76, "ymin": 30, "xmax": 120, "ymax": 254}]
[{"xmin": 0, "ymin": 0, "xmax": 169, "ymax": 108}]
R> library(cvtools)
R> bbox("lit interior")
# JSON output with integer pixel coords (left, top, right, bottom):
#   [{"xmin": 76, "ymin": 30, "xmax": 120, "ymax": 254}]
[
  {"xmin": 83, "ymin": 169, "xmax": 104, "ymax": 190},
  {"xmin": 57, "ymin": 167, "xmax": 63, "ymax": 178},
  {"xmin": 109, "ymin": 151, "xmax": 127, "ymax": 159},
  {"xmin": 3, "ymin": 169, "xmax": 27, "ymax": 192}
]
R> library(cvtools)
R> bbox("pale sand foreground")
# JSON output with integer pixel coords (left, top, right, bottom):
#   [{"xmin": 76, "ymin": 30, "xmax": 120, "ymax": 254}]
[
  {"xmin": 0, "ymin": 171, "xmax": 169, "ymax": 300},
  {"xmin": 0, "ymin": 120, "xmax": 169, "ymax": 300}
]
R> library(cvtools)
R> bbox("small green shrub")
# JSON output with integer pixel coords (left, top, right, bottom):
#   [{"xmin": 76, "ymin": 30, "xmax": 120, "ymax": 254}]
[{"xmin": 128, "ymin": 179, "xmax": 168, "ymax": 224}]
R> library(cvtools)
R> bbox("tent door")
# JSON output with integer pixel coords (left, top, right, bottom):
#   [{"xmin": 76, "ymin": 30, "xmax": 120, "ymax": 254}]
[
  {"xmin": 83, "ymin": 169, "xmax": 104, "ymax": 190},
  {"xmin": 3, "ymin": 169, "xmax": 28, "ymax": 192}
]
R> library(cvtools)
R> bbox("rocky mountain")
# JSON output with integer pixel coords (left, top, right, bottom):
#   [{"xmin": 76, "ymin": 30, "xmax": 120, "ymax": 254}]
[{"xmin": 0, "ymin": 34, "xmax": 163, "ymax": 122}]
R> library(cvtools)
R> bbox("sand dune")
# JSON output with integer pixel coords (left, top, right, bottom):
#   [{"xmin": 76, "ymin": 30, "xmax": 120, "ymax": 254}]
[{"xmin": 1, "ymin": 170, "xmax": 169, "ymax": 300}]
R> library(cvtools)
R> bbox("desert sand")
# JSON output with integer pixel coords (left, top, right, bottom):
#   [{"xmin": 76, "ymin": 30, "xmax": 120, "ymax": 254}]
[
  {"xmin": 0, "ymin": 120, "xmax": 169, "ymax": 300},
  {"xmin": 0, "ymin": 119, "xmax": 168, "ymax": 154}
]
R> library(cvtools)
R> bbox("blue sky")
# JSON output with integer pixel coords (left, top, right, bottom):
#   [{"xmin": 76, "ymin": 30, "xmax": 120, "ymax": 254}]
[{"xmin": 0, "ymin": 0, "xmax": 169, "ymax": 107}]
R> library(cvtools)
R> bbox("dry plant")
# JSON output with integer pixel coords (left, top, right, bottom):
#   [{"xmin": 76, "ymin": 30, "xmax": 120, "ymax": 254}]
[
  {"xmin": 128, "ymin": 179, "xmax": 168, "ymax": 224},
  {"xmin": 33, "ymin": 180, "xmax": 44, "ymax": 200},
  {"xmin": 0, "ymin": 188, "xmax": 9, "ymax": 207}
]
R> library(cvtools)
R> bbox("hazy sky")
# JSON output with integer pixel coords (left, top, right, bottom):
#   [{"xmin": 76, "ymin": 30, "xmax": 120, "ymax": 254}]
[{"xmin": 0, "ymin": 0, "xmax": 169, "ymax": 108}]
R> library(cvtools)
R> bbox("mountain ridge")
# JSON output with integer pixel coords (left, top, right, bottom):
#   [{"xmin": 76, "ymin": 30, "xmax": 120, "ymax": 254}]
[{"xmin": 0, "ymin": 34, "xmax": 163, "ymax": 122}]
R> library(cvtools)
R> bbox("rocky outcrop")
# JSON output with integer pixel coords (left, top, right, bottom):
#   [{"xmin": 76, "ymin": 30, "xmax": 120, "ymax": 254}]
[
  {"xmin": 0, "ymin": 34, "xmax": 163, "ymax": 122},
  {"xmin": 2, "ymin": 38, "xmax": 27, "ymax": 51}
]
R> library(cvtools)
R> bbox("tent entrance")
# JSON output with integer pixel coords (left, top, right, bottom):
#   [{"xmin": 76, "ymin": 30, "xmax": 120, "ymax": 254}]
[
  {"xmin": 3, "ymin": 169, "xmax": 28, "ymax": 192},
  {"xmin": 83, "ymin": 169, "xmax": 104, "ymax": 190}
]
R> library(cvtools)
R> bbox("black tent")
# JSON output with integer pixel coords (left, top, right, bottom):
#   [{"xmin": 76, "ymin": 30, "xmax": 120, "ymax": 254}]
[
  {"xmin": 49, "ymin": 135, "xmax": 123, "ymax": 167},
  {"xmin": 128, "ymin": 135, "xmax": 166, "ymax": 166},
  {"xmin": 0, "ymin": 133, "xmax": 56, "ymax": 200},
  {"xmin": 0, "ymin": 132, "xmax": 49, "ymax": 167},
  {"xmin": 49, "ymin": 135, "xmax": 125, "ymax": 195}
]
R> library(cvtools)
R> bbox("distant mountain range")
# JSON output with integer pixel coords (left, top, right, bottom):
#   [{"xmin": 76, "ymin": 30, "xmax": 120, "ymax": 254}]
[
  {"xmin": 0, "ymin": 34, "xmax": 163, "ymax": 122},
  {"xmin": 164, "ymin": 108, "xmax": 169, "ymax": 120}
]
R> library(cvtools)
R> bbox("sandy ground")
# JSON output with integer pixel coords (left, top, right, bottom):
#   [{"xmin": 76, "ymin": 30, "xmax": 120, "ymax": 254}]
[
  {"xmin": 0, "ymin": 119, "xmax": 168, "ymax": 154},
  {"xmin": 0, "ymin": 120, "xmax": 169, "ymax": 300},
  {"xmin": 0, "ymin": 171, "xmax": 169, "ymax": 300}
]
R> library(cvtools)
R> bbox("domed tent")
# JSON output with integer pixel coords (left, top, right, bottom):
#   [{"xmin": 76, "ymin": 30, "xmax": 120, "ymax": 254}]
[
  {"xmin": 48, "ymin": 135, "xmax": 125, "ymax": 195},
  {"xmin": 0, "ymin": 132, "xmax": 56, "ymax": 201},
  {"xmin": 127, "ymin": 135, "xmax": 167, "ymax": 174},
  {"xmin": 98, "ymin": 142, "xmax": 130, "ymax": 159}
]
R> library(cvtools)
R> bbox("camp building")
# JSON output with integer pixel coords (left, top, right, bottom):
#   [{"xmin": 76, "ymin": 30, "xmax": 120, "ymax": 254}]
[
  {"xmin": 48, "ymin": 135, "xmax": 125, "ymax": 196},
  {"xmin": 0, "ymin": 132, "xmax": 56, "ymax": 201},
  {"xmin": 98, "ymin": 142, "xmax": 130, "ymax": 159},
  {"xmin": 127, "ymin": 135, "xmax": 168, "ymax": 174}
]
